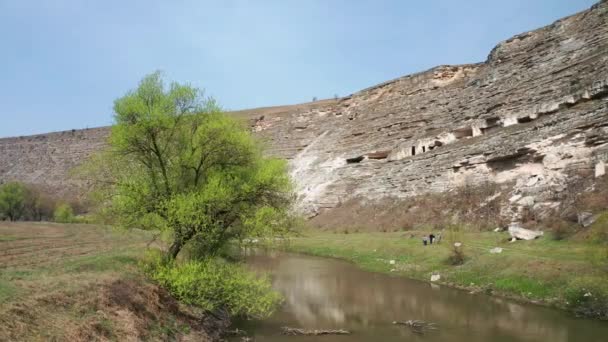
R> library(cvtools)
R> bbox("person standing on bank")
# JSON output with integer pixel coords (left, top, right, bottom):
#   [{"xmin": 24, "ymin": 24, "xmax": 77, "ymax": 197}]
[{"xmin": 429, "ymin": 233, "xmax": 435, "ymax": 245}]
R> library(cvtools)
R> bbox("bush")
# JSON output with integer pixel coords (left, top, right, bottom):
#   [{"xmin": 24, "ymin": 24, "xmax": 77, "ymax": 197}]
[
  {"xmin": 0, "ymin": 182, "xmax": 27, "ymax": 221},
  {"xmin": 23, "ymin": 187, "xmax": 57, "ymax": 221},
  {"xmin": 445, "ymin": 224, "xmax": 466, "ymax": 265},
  {"xmin": 142, "ymin": 250, "xmax": 281, "ymax": 319},
  {"xmin": 565, "ymin": 278, "xmax": 608, "ymax": 320},
  {"xmin": 447, "ymin": 244, "xmax": 466, "ymax": 266},
  {"xmin": 544, "ymin": 217, "xmax": 575, "ymax": 241},
  {"xmin": 54, "ymin": 203, "xmax": 75, "ymax": 223}
]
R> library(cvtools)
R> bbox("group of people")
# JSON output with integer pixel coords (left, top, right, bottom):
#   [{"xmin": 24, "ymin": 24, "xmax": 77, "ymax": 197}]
[{"xmin": 422, "ymin": 233, "xmax": 441, "ymax": 246}]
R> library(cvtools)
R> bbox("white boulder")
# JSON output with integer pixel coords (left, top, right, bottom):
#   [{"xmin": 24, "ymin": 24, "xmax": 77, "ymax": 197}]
[{"xmin": 508, "ymin": 224, "xmax": 543, "ymax": 240}]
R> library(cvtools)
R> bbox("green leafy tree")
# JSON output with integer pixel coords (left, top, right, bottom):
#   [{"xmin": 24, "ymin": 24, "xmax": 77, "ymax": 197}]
[
  {"xmin": 88, "ymin": 72, "xmax": 293, "ymax": 259},
  {"xmin": 53, "ymin": 203, "xmax": 75, "ymax": 223},
  {"xmin": 0, "ymin": 182, "xmax": 27, "ymax": 221}
]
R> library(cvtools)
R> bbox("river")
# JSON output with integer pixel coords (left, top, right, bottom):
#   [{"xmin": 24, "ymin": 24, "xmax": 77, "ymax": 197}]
[{"xmin": 231, "ymin": 250, "xmax": 608, "ymax": 341}]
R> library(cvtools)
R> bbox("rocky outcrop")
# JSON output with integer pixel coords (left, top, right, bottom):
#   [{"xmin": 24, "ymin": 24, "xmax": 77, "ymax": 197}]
[
  {"xmin": 255, "ymin": 1, "xmax": 608, "ymax": 219},
  {"xmin": 1, "ymin": 2, "xmax": 607, "ymax": 221},
  {"xmin": 0, "ymin": 127, "xmax": 109, "ymax": 200}
]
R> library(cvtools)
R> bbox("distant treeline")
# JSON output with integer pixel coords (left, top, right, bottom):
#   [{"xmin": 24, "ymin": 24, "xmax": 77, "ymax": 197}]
[{"xmin": 0, "ymin": 182, "xmax": 81, "ymax": 223}]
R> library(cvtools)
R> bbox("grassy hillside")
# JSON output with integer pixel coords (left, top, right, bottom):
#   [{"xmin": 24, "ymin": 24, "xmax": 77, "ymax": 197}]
[{"xmin": 0, "ymin": 222, "xmax": 226, "ymax": 341}]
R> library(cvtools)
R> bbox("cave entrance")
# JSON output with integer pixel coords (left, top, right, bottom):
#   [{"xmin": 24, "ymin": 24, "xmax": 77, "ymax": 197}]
[
  {"xmin": 517, "ymin": 116, "xmax": 533, "ymax": 123},
  {"xmin": 411, "ymin": 146, "xmax": 416, "ymax": 156},
  {"xmin": 453, "ymin": 127, "xmax": 474, "ymax": 139},
  {"xmin": 346, "ymin": 155, "xmax": 364, "ymax": 164}
]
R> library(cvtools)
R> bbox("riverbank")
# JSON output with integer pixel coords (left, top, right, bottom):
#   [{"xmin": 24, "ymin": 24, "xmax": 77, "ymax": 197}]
[
  {"xmin": 0, "ymin": 222, "xmax": 228, "ymax": 341},
  {"xmin": 284, "ymin": 229, "xmax": 608, "ymax": 319}
]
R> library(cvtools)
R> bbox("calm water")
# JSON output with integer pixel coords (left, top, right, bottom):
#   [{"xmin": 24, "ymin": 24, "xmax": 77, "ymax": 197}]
[{"xmin": 231, "ymin": 250, "xmax": 608, "ymax": 342}]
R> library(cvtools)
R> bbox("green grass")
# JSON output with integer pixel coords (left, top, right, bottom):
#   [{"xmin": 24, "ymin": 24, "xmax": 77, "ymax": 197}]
[
  {"xmin": 61, "ymin": 252, "xmax": 140, "ymax": 273},
  {"xmin": 0, "ymin": 236, "xmax": 19, "ymax": 241},
  {"xmin": 0, "ymin": 280, "xmax": 17, "ymax": 303},
  {"xmin": 284, "ymin": 229, "xmax": 608, "ymax": 315}
]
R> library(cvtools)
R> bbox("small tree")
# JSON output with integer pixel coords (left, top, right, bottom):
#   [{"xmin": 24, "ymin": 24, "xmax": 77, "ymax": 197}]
[
  {"xmin": 0, "ymin": 182, "xmax": 27, "ymax": 221},
  {"xmin": 87, "ymin": 72, "xmax": 293, "ymax": 260},
  {"xmin": 54, "ymin": 203, "xmax": 75, "ymax": 223},
  {"xmin": 24, "ymin": 186, "xmax": 57, "ymax": 221}
]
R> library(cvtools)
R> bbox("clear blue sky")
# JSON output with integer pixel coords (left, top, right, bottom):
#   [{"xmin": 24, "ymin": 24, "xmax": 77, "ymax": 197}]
[{"xmin": 0, "ymin": 0, "xmax": 597, "ymax": 138}]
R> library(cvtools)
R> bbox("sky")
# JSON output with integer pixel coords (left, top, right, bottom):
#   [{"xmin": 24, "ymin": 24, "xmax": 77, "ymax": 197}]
[{"xmin": 0, "ymin": 0, "xmax": 598, "ymax": 138}]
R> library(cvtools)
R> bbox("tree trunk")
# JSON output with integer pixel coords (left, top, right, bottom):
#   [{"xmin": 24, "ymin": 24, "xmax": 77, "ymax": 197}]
[
  {"xmin": 168, "ymin": 239, "xmax": 183, "ymax": 260},
  {"xmin": 167, "ymin": 228, "xmax": 196, "ymax": 260}
]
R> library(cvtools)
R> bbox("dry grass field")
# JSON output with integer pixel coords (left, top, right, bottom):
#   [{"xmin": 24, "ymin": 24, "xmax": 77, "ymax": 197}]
[{"xmin": 0, "ymin": 222, "xmax": 225, "ymax": 341}]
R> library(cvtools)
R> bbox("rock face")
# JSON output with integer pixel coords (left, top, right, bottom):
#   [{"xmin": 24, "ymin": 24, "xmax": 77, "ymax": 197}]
[
  {"xmin": 0, "ymin": 128, "xmax": 109, "ymax": 199},
  {"xmin": 1, "ymin": 2, "xmax": 607, "ymax": 219}
]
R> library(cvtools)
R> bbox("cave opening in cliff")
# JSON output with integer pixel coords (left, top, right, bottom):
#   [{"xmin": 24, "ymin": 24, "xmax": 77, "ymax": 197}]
[
  {"xmin": 486, "ymin": 117, "xmax": 500, "ymax": 127},
  {"xmin": 411, "ymin": 146, "xmax": 416, "ymax": 155},
  {"xmin": 517, "ymin": 116, "xmax": 533, "ymax": 123},
  {"xmin": 453, "ymin": 127, "xmax": 474, "ymax": 139},
  {"xmin": 346, "ymin": 155, "xmax": 364, "ymax": 163},
  {"xmin": 481, "ymin": 118, "xmax": 500, "ymax": 134},
  {"xmin": 422, "ymin": 146, "xmax": 426, "ymax": 153}
]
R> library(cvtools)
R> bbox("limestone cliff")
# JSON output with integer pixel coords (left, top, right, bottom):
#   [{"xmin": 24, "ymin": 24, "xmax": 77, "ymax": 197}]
[{"xmin": 1, "ymin": 2, "xmax": 607, "ymax": 222}]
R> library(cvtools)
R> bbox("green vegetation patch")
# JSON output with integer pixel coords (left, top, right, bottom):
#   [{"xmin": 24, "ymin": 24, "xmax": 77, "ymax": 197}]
[
  {"xmin": 493, "ymin": 276, "xmax": 554, "ymax": 299},
  {"xmin": 0, "ymin": 279, "xmax": 18, "ymax": 303},
  {"xmin": 0, "ymin": 235, "xmax": 19, "ymax": 241},
  {"xmin": 565, "ymin": 277, "xmax": 608, "ymax": 320},
  {"xmin": 62, "ymin": 252, "xmax": 140, "ymax": 273},
  {"xmin": 142, "ymin": 250, "xmax": 281, "ymax": 319}
]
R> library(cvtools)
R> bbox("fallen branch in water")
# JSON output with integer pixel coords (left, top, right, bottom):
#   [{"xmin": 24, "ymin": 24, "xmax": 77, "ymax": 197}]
[
  {"xmin": 393, "ymin": 320, "xmax": 438, "ymax": 334},
  {"xmin": 281, "ymin": 327, "xmax": 351, "ymax": 336},
  {"xmin": 225, "ymin": 328, "xmax": 247, "ymax": 336}
]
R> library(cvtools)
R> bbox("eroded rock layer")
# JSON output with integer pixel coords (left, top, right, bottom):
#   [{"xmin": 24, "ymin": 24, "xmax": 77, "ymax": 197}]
[{"xmin": 1, "ymin": 2, "xmax": 607, "ymax": 219}]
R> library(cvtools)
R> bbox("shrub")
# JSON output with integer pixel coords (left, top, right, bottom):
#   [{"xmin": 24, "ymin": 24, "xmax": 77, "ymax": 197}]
[
  {"xmin": 142, "ymin": 250, "xmax": 281, "ymax": 319},
  {"xmin": 565, "ymin": 277, "xmax": 608, "ymax": 320},
  {"xmin": 54, "ymin": 203, "xmax": 75, "ymax": 223},
  {"xmin": 445, "ymin": 224, "xmax": 466, "ymax": 265},
  {"xmin": 544, "ymin": 217, "xmax": 575, "ymax": 241},
  {"xmin": 0, "ymin": 182, "xmax": 27, "ymax": 221},
  {"xmin": 23, "ymin": 187, "xmax": 57, "ymax": 221},
  {"xmin": 447, "ymin": 244, "xmax": 466, "ymax": 266}
]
